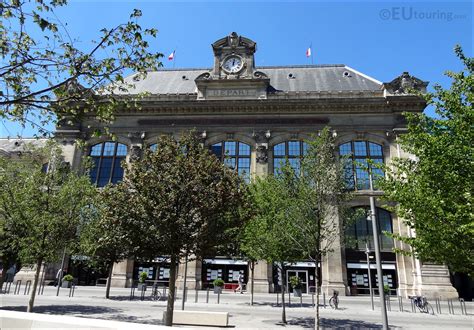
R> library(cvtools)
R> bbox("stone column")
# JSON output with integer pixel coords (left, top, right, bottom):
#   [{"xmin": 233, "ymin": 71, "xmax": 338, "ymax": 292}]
[
  {"xmin": 176, "ymin": 257, "xmax": 202, "ymax": 290},
  {"xmin": 321, "ymin": 208, "xmax": 348, "ymax": 296},
  {"xmin": 252, "ymin": 261, "xmax": 271, "ymax": 293},
  {"xmin": 417, "ymin": 264, "xmax": 458, "ymax": 299},
  {"xmin": 110, "ymin": 259, "xmax": 134, "ymax": 288}
]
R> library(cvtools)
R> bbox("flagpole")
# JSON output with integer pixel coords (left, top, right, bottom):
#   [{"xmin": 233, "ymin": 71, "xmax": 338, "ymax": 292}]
[
  {"xmin": 310, "ymin": 42, "xmax": 313, "ymax": 65},
  {"xmin": 173, "ymin": 46, "xmax": 177, "ymax": 68}
]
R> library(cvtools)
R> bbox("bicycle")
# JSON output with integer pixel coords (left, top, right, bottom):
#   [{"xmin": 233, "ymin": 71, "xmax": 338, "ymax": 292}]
[
  {"xmin": 151, "ymin": 284, "xmax": 162, "ymax": 301},
  {"xmin": 409, "ymin": 295, "xmax": 434, "ymax": 314},
  {"xmin": 329, "ymin": 290, "xmax": 339, "ymax": 309}
]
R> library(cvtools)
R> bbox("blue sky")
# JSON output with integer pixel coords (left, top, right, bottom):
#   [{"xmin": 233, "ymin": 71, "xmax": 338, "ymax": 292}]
[{"xmin": 1, "ymin": 1, "xmax": 472, "ymax": 137}]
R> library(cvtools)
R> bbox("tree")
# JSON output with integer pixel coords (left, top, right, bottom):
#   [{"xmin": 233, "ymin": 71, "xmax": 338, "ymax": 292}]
[
  {"xmin": 79, "ymin": 184, "xmax": 137, "ymax": 299},
  {"xmin": 113, "ymin": 132, "xmax": 247, "ymax": 326},
  {"xmin": 241, "ymin": 128, "xmax": 352, "ymax": 328},
  {"xmin": 380, "ymin": 47, "xmax": 474, "ymax": 276},
  {"xmin": 0, "ymin": 141, "xmax": 96, "ymax": 311},
  {"xmin": 240, "ymin": 171, "xmax": 306, "ymax": 325},
  {"xmin": 0, "ymin": 0, "xmax": 161, "ymax": 136}
]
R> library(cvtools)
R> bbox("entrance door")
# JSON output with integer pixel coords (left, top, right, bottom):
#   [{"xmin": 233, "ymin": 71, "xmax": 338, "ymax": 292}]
[{"xmin": 286, "ymin": 270, "xmax": 308, "ymax": 294}]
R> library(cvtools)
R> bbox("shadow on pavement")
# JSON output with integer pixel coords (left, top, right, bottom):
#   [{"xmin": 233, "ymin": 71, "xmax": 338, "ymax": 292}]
[
  {"xmin": 287, "ymin": 316, "xmax": 394, "ymax": 329},
  {"xmin": 1, "ymin": 304, "xmax": 120, "ymax": 315}
]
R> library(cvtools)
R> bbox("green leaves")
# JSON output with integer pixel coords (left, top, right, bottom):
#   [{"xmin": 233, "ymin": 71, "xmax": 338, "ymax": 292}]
[
  {"xmin": 1, "ymin": 0, "xmax": 162, "ymax": 136},
  {"xmin": 381, "ymin": 47, "xmax": 474, "ymax": 275}
]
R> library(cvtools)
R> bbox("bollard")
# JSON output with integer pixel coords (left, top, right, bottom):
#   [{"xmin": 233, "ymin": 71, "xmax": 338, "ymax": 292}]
[
  {"xmin": 288, "ymin": 290, "xmax": 291, "ymax": 307},
  {"xmin": 14, "ymin": 280, "xmax": 21, "ymax": 295},
  {"xmin": 69, "ymin": 283, "xmax": 75, "ymax": 297},
  {"xmin": 300, "ymin": 294, "xmax": 303, "ymax": 308},
  {"xmin": 411, "ymin": 298, "xmax": 416, "ymax": 313},
  {"xmin": 459, "ymin": 298, "xmax": 466, "ymax": 315},
  {"xmin": 311, "ymin": 293, "xmax": 315, "ymax": 307},
  {"xmin": 385, "ymin": 295, "xmax": 391, "ymax": 311},
  {"xmin": 141, "ymin": 285, "xmax": 147, "ymax": 301},
  {"xmin": 206, "ymin": 287, "xmax": 209, "ymax": 303},
  {"xmin": 398, "ymin": 296, "xmax": 403, "ymax": 312},
  {"xmin": 184, "ymin": 287, "xmax": 188, "ymax": 302},
  {"xmin": 195, "ymin": 289, "xmax": 198, "ymax": 303},
  {"xmin": 276, "ymin": 291, "xmax": 279, "ymax": 307},
  {"xmin": 217, "ymin": 290, "xmax": 220, "ymax": 304},
  {"xmin": 323, "ymin": 292, "xmax": 326, "ymax": 308},
  {"xmin": 24, "ymin": 280, "xmax": 32, "ymax": 295},
  {"xmin": 41, "ymin": 281, "xmax": 45, "ymax": 295},
  {"xmin": 130, "ymin": 286, "xmax": 135, "ymax": 300}
]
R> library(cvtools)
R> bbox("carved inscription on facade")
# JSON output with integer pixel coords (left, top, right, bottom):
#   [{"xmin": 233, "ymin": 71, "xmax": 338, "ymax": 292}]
[{"xmin": 207, "ymin": 89, "xmax": 255, "ymax": 97}]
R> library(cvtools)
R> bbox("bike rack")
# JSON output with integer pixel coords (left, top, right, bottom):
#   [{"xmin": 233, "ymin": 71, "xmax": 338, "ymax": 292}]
[
  {"xmin": 323, "ymin": 292, "xmax": 326, "ymax": 308},
  {"xmin": 37, "ymin": 281, "xmax": 45, "ymax": 295},
  {"xmin": 447, "ymin": 299, "xmax": 454, "ymax": 314},
  {"xmin": 130, "ymin": 286, "xmax": 135, "ymax": 300},
  {"xmin": 299, "ymin": 294, "xmax": 303, "ymax": 308},
  {"xmin": 140, "ymin": 285, "xmax": 147, "ymax": 301},
  {"xmin": 459, "ymin": 298, "xmax": 467, "ymax": 315},
  {"xmin": 410, "ymin": 298, "xmax": 416, "ymax": 313},
  {"xmin": 5, "ymin": 282, "xmax": 12, "ymax": 294},
  {"xmin": 184, "ymin": 287, "xmax": 188, "ymax": 302},
  {"xmin": 195, "ymin": 288, "xmax": 198, "ymax": 303},
  {"xmin": 24, "ymin": 280, "xmax": 32, "ymax": 295},
  {"xmin": 14, "ymin": 280, "xmax": 21, "ymax": 295},
  {"xmin": 435, "ymin": 297, "xmax": 442, "ymax": 314},
  {"xmin": 206, "ymin": 287, "xmax": 210, "ymax": 303},
  {"xmin": 311, "ymin": 293, "xmax": 315, "ymax": 307},
  {"xmin": 397, "ymin": 296, "xmax": 403, "ymax": 312}
]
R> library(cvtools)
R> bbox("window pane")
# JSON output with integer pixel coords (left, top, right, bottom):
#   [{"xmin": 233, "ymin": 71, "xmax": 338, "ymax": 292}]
[
  {"xmin": 354, "ymin": 141, "xmax": 367, "ymax": 156},
  {"xmin": 224, "ymin": 141, "xmax": 236, "ymax": 156},
  {"xmin": 302, "ymin": 142, "xmax": 309, "ymax": 156},
  {"xmin": 289, "ymin": 158, "xmax": 300, "ymax": 173},
  {"xmin": 343, "ymin": 159, "xmax": 355, "ymax": 189},
  {"xmin": 288, "ymin": 141, "xmax": 300, "ymax": 156},
  {"xmin": 239, "ymin": 143, "xmax": 250, "ymax": 156},
  {"xmin": 97, "ymin": 158, "xmax": 113, "ymax": 187},
  {"xmin": 339, "ymin": 142, "xmax": 352, "ymax": 156},
  {"xmin": 150, "ymin": 144, "xmax": 158, "ymax": 152},
  {"xmin": 224, "ymin": 158, "xmax": 236, "ymax": 169},
  {"xmin": 273, "ymin": 159, "xmax": 284, "ymax": 175},
  {"xmin": 111, "ymin": 158, "xmax": 124, "ymax": 184},
  {"xmin": 369, "ymin": 142, "xmax": 383, "ymax": 157},
  {"xmin": 103, "ymin": 142, "xmax": 116, "ymax": 156},
  {"xmin": 378, "ymin": 209, "xmax": 393, "ymax": 250},
  {"xmin": 116, "ymin": 143, "xmax": 127, "ymax": 156},
  {"xmin": 90, "ymin": 144, "xmax": 103, "ymax": 156},
  {"xmin": 274, "ymin": 143, "xmax": 286, "ymax": 156},
  {"xmin": 89, "ymin": 158, "xmax": 100, "ymax": 184},
  {"xmin": 356, "ymin": 159, "xmax": 369, "ymax": 190},
  {"xmin": 211, "ymin": 143, "xmax": 222, "ymax": 158}
]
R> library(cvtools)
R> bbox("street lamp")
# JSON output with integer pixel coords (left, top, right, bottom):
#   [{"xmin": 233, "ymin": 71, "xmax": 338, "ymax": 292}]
[
  {"xmin": 368, "ymin": 172, "xmax": 389, "ymax": 330},
  {"xmin": 365, "ymin": 243, "xmax": 374, "ymax": 310}
]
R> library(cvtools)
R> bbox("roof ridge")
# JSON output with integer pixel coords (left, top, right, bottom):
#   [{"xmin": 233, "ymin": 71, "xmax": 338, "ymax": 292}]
[{"xmin": 150, "ymin": 64, "xmax": 347, "ymax": 72}]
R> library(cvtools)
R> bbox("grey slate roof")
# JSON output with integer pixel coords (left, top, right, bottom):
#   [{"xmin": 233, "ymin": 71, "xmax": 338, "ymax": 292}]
[
  {"xmin": 0, "ymin": 138, "xmax": 47, "ymax": 155},
  {"xmin": 116, "ymin": 65, "xmax": 382, "ymax": 95}
]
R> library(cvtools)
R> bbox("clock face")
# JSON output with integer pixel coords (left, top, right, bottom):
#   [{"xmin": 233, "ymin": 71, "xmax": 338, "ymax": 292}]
[{"xmin": 222, "ymin": 55, "xmax": 244, "ymax": 74}]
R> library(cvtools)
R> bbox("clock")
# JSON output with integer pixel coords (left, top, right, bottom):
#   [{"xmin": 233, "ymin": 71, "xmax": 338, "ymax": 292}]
[{"xmin": 222, "ymin": 55, "xmax": 244, "ymax": 74}]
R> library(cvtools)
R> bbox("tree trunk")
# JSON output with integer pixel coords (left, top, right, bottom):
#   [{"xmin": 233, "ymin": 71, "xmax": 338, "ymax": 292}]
[
  {"xmin": 314, "ymin": 255, "xmax": 320, "ymax": 330},
  {"xmin": 280, "ymin": 265, "xmax": 287, "ymax": 324},
  {"xmin": 250, "ymin": 260, "xmax": 255, "ymax": 306},
  {"xmin": 105, "ymin": 262, "xmax": 114, "ymax": 299},
  {"xmin": 27, "ymin": 257, "xmax": 43, "ymax": 312},
  {"xmin": 165, "ymin": 254, "xmax": 178, "ymax": 326},
  {"xmin": 0, "ymin": 263, "xmax": 8, "ymax": 293}
]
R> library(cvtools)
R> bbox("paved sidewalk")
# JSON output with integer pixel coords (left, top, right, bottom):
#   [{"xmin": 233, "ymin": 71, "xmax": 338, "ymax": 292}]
[{"xmin": 1, "ymin": 286, "xmax": 472, "ymax": 329}]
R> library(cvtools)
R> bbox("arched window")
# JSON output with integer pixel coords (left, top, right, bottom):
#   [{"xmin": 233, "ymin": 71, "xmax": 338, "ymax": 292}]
[
  {"xmin": 89, "ymin": 142, "xmax": 127, "ymax": 187},
  {"xmin": 339, "ymin": 141, "xmax": 384, "ymax": 190},
  {"xmin": 273, "ymin": 141, "xmax": 308, "ymax": 174},
  {"xmin": 211, "ymin": 141, "xmax": 251, "ymax": 181},
  {"xmin": 346, "ymin": 207, "xmax": 393, "ymax": 251}
]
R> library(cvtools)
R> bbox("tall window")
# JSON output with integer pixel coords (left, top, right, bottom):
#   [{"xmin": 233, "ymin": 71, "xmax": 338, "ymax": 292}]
[
  {"xmin": 273, "ymin": 141, "xmax": 308, "ymax": 174},
  {"xmin": 211, "ymin": 141, "xmax": 251, "ymax": 181},
  {"xmin": 339, "ymin": 141, "xmax": 384, "ymax": 190},
  {"xmin": 346, "ymin": 207, "xmax": 394, "ymax": 251},
  {"xmin": 89, "ymin": 142, "xmax": 127, "ymax": 187}
]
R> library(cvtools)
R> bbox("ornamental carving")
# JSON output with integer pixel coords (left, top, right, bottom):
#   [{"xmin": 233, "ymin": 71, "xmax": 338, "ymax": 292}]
[
  {"xmin": 256, "ymin": 144, "xmax": 268, "ymax": 164},
  {"xmin": 383, "ymin": 72, "xmax": 428, "ymax": 94}
]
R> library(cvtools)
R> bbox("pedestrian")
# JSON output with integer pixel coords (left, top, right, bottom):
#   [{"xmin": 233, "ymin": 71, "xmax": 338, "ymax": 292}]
[{"xmin": 236, "ymin": 273, "xmax": 245, "ymax": 294}]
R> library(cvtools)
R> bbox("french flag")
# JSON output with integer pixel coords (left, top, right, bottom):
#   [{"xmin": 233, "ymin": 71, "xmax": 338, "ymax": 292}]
[
  {"xmin": 306, "ymin": 47, "xmax": 311, "ymax": 58},
  {"xmin": 168, "ymin": 50, "xmax": 175, "ymax": 61}
]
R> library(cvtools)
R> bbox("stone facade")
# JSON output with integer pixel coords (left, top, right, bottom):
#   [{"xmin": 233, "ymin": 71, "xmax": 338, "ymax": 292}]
[{"xmin": 0, "ymin": 32, "xmax": 458, "ymax": 299}]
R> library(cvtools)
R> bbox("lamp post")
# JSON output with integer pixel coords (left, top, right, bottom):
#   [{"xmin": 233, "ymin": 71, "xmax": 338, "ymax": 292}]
[
  {"xmin": 365, "ymin": 243, "xmax": 375, "ymax": 310},
  {"xmin": 368, "ymin": 173, "xmax": 389, "ymax": 330}
]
